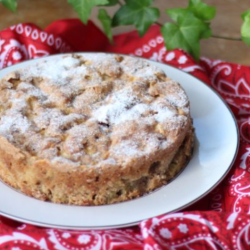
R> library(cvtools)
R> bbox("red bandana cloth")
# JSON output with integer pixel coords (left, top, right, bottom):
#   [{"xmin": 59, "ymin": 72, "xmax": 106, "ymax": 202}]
[{"xmin": 0, "ymin": 19, "xmax": 250, "ymax": 250}]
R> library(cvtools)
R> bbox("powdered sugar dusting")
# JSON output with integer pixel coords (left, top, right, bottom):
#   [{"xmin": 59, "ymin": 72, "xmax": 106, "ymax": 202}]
[
  {"xmin": 92, "ymin": 87, "xmax": 139, "ymax": 125},
  {"xmin": 167, "ymin": 93, "xmax": 188, "ymax": 109},
  {"xmin": 0, "ymin": 54, "xmax": 190, "ymax": 168},
  {"xmin": 133, "ymin": 65, "xmax": 162, "ymax": 80},
  {"xmin": 92, "ymin": 87, "xmax": 179, "ymax": 126},
  {"xmin": 110, "ymin": 131, "xmax": 173, "ymax": 165},
  {"xmin": 0, "ymin": 115, "xmax": 30, "ymax": 141},
  {"xmin": 22, "ymin": 57, "xmax": 81, "ymax": 85},
  {"xmin": 83, "ymin": 53, "xmax": 111, "ymax": 62},
  {"xmin": 52, "ymin": 156, "xmax": 81, "ymax": 168}
]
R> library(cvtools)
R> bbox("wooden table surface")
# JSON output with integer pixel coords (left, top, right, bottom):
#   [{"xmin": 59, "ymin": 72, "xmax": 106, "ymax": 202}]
[{"xmin": 0, "ymin": 0, "xmax": 249, "ymax": 65}]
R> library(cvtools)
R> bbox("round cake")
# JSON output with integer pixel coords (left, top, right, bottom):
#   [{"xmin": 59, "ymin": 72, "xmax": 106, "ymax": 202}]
[{"xmin": 0, "ymin": 53, "xmax": 194, "ymax": 205}]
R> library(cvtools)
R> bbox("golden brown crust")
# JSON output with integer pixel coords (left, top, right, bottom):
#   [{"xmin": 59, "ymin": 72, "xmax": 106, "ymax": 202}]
[{"xmin": 0, "ymin": 54, "xmax": 194, "ymax": 205}]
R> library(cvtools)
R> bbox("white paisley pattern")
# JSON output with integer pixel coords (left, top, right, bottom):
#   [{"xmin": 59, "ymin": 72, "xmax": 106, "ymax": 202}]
[{"xmin": 0, "ymin": 20, "xmax": 249, "ymax": 250}]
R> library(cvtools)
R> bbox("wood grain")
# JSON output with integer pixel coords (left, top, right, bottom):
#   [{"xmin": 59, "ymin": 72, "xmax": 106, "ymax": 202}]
[{"xmin": 0, "ymin": 0, "xmax": 249, "ymax": 65}]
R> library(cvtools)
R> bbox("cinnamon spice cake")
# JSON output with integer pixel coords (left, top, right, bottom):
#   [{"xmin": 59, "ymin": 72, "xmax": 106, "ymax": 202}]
[{"xmin": 0, "ymin": 53, "xmax": 194, "ymax": 205}]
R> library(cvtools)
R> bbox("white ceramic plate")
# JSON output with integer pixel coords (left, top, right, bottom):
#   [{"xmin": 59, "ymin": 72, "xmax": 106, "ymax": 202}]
[{"xmin": 0, "ymin": 53, "xmax": 239, "ymax": 229}]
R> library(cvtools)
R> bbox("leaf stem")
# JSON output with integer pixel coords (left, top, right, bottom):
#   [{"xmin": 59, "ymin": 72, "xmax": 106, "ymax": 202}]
[
  {"xmin": 117, "ymin": 0, "xmax": 123, "ymax": 6},
  {"xmin": 211, "ymin": 34, "xmax": 242, "ymax": 41},
  {"xmin": 155, "ymin": 21, "xmax": 163, "ymax": 26}
]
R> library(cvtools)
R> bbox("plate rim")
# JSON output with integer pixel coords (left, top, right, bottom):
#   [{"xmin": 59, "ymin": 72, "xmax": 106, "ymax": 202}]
[{"xmin": 0, "ymin": 53, "xmax": 240, "ymax": 229}]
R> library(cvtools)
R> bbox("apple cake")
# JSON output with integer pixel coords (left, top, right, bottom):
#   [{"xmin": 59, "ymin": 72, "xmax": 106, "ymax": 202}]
[{"xmin": 0, "ymin": 53, "xmax": 194, "ymax": 205}]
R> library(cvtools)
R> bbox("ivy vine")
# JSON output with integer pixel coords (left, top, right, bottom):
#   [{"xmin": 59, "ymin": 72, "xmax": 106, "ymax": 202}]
[{"xmin": 1, "ymin": 0, "xmax": 249, "ymax": 60}]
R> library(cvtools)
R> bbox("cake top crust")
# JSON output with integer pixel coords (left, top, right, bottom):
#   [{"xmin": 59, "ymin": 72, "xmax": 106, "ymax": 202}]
[{"xmin": 0, "ymin": 54, "xmax": 190, "ymax": 169}]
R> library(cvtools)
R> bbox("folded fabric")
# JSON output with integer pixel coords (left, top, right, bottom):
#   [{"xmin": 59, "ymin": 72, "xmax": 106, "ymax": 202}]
[{"xmin": 0, "ymin": 19, "xmax": 249, "ymax": 250}]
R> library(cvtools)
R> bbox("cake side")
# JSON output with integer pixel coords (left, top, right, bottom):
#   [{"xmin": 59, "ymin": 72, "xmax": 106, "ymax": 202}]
[{"xmin": 0, "ymin": 125, "xmax": 194, "ymax": 205}]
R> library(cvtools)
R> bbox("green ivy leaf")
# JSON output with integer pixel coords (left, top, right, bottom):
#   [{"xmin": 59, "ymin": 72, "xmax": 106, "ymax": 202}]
[
  {"xmin": 112, "ymin": 0, "xmax": 159, "ymax": 37},
  {"xmin": 241, "ymin": 10, "xmax": 250, "ymax": 46},
  {"xmin": 242, "ymin": 10, "xmax": 250, "ymax": 20},
  {"xmin": 166, "ymin": 7, "xmax": 212, "ymax": 39},
  {"xmin": 161, "ymin": 11, "xmax": 208, "ymax": 60},
  {"xmin": 161, "ymin": 0, "xmax": 216, "ymax": 60},
  {"xmin": 200, "ymin": 26, "xmax": 212, "ymax": 39},
  {"xmin": 188, "ymin": 0, "xmax": 216, "ymax": 21},
  {"xmin": 0, "ymin": 0, "xmax": 17, "ymax": 12},
  {"xmin": 68, "ymin": 0, "xmax": 108, "ymax": 24},
  {"xmin": 166, "ymin": 8, "xmax": 189, "ymax": 22},
  {"xmin": 98, "ymin": 9, "xmax": 113, "ymax": 43}
]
